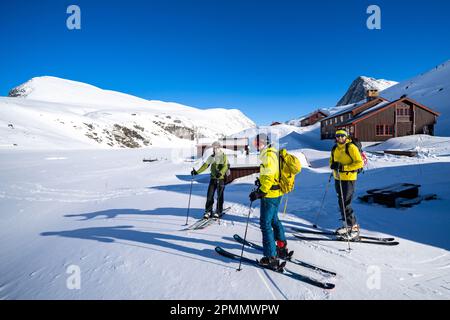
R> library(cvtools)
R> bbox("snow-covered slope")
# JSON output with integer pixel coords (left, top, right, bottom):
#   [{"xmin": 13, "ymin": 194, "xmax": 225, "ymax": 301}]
[
  {"xmin": 365, "ymin": 135, "xmax": 450, "ymax": 157},
  {"xmin": 336, "ymin": 76, "xmax": 398, "ymax": 106},
  {"xmin": 230, "ymin": 123, "xmax": 333, "ymax": 152},
  {"xmin": 1, "ymin": 141, "xmax": 449, "ymax": 299},
  {"xmin": 381, "ymin": 61, "xmax": 450, "ymax": 136},
  {"xmin": 1, "ymin": 77, "xmax": 255, "ymax": 149}
]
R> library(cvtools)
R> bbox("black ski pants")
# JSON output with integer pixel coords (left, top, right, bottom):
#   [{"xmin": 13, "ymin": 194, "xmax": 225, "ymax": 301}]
[
  {"xmin": 335, "ymin": 179, "xmax": 357, "ymax": 227},
  {"xmin": 205, "ymin": 179, "xmax": 225, "ymax": 214}
]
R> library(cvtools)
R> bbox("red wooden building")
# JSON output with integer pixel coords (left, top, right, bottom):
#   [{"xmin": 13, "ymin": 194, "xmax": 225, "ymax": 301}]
[
  {"xmin": 320, "ymin": 91, "xmax": 440, "ymax": 141},
  {"xmin": 300, "ymin": 109, "xmax": 329, "ymax": 127}
]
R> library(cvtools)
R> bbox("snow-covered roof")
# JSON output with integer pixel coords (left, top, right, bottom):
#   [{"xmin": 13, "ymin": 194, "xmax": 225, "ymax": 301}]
[{"xmin": 320, "ymin": 99, "xmax": 371, "ymax": 121}]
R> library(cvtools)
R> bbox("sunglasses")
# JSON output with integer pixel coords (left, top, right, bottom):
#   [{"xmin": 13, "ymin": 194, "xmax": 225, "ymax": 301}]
[{"xmin": 335, "ymin": 134, "xmax": 347, "ymax": 138}]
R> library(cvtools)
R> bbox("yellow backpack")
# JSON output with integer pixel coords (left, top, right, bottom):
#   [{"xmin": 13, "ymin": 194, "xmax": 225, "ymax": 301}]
[{"xmin": 278, "ymin": 149, "xmax": 302, "ymax": 194}]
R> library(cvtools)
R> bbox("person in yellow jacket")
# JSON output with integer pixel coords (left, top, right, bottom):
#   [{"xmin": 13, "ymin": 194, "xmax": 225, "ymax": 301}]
[
  {"xmin": 249, "ymin": 133, "xmax": 292, "ymax": 270},
  {"xmin": 192, "ymin": 141, "xmax": 229, "ymax": 219},
  {"xmin": 329, "ymin": 129, "xmax": 364, "ymax": 240}
]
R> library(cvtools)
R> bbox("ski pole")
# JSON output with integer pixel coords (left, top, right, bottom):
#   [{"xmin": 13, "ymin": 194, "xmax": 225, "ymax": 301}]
[
  {"xmin": 282, "ymin": 195, "xmax": 288, "ymax": 217},
  {"xmin": 313, "ymin": 172, "xmax": 333, "ymax": 228},
  {"xmin": 237, "ymin": 199, "xmax": 253, "ymax": 271},
  {"xmin": 184, "ymin": 171, "xmax": 194, "ymax": 226},
  {"xmin": 337, "ymin": 168, "xmax": 351, "ymax": 252}
]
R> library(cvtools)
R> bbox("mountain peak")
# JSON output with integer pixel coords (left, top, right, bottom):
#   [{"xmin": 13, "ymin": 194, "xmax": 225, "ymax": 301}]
[{"xmin": 336, "ymin": 76, "xmax": 398, "ymax": 106}]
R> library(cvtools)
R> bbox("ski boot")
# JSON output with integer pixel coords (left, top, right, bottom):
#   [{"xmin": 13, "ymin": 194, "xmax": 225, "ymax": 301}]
[
  {"xmin": 335, "ymin": 223, "xmax": 359, "ymax": 235},
  {"xmin": 203, "ymin": 211, "xmax": 212, "ymax": 219},
  {"xmin": 276, "ymin": 240, "xmax": 294, "ymax": 260},
  {"xmin": 336, "ymin": 224, "xmax": 360, "ymax": 241},
  {"xmin": 258, "ymin": 256, "xmax": 285, "ymax": 272},
  {"xmin": 213, "ymin": 211, "xmax": 221, "ymax": 219}
]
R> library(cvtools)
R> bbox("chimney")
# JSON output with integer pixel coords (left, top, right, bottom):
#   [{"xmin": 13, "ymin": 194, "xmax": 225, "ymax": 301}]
[{"xmin": 366, "ymin": 88, "xmax": 379, "ymax": 101}]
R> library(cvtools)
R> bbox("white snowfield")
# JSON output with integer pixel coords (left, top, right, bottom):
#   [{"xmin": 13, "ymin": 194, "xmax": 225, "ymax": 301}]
[
  {"xmin": 1, "ymin": 131, "xmax": 449, "ymax": 299},
  {"xmin": 0, "ymin": 76, "xmax": 255, "ymax": 149}
]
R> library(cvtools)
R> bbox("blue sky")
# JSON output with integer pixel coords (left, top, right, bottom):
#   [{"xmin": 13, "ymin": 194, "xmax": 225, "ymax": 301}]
[{"xmin": 1, "ymin": 0, "xmax": 449, "ymax": 125}]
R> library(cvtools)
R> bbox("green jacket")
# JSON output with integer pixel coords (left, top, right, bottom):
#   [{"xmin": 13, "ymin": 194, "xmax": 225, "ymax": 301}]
[{"xmin": 197, "ymin": 151, "xmax": 229, "ymax": 180}]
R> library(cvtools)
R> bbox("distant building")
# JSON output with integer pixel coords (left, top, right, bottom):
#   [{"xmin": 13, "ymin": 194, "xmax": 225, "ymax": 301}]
[
  {"xmin": 270, "ymin": 121, "xmax": 282, "ymax": 126},
  {"xmin": 196, "ymin": 137, "xmax": 249, "ymax": 158},
  {"xmin": 300, "ymin": 110, "xmax": 329, "ymax": 127},
  {"xmin": 320, "ymin": 89, "xmax": 440, "ymax": 141}
]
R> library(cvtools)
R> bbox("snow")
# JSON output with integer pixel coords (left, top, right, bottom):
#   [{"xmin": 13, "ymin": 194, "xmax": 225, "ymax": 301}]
[
  {"xmin": 359, "ymin": 76, "xmax": 398, "ymax": 92},
  {"xmin": 365, "ymin": 135, "xmax": 450, "ymax": 157},
  {"xmin": 1, "ymin": 130, "xmax": 450, "ymax": 299},
  {"xmin": 287, "ymin": 60, "xmax": 450, "ymax": 139},
  {"xmin": 1, "ymin": 77, "xmax": 255, "ymax": 149},
  {"xmin": 230, "ymin": 123, "xmax": 333, "ymax": 151},
  {"xmin": 381, "ymin": 61, "xmax": 450, "ymax": 136},
  {"xmin": 1, "ymin": 67, "xmax": 449, "ymax": 300}
]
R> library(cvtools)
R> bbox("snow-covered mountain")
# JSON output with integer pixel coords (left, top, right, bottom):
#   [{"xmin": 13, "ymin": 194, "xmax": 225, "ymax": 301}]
[
  {"xmin": 1, "ymin": 77, "xmax": 255, "ymax": 149},
  {"xmin": 336, "ymin": 76, "xmax": 398, "ymax": 106}
]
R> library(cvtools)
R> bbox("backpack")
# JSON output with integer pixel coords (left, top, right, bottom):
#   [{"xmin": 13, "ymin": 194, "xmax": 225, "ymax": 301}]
[
  {"xmin": 332, "ymin": 137, "xmax": 367, "ymax": 173},
  {"xmin": 277, "ymin": 149, "xmax": 302, "ymax": 194}
]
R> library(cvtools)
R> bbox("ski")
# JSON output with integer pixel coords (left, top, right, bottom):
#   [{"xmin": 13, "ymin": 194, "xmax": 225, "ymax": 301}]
[
  {"xmin": 292, "ymin": 234, "xmax": 400, "ymax": 246},
  {"xmin": 215, "ymin": 247, "xmax": 335, "ymax": 289},
  {"xmin": 184, "ymin": 218, "xmax": 213, "ymax": 230},
  {"xmin": 184, "ymin": 207, "xmax": 231, "ymax": 230},
  {"xmin": 233, "ymin": 234, "xmax": 337, "ymax": 277},
  {"xmin": 290, "ymin": 227, "xmax": 396, "ymax": 242}
]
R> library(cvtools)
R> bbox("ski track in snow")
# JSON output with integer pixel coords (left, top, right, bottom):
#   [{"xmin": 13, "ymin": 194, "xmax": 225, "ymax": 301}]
[{"xmin": 0, "ymin": 183, "xmax": 157, "ymax": 203}]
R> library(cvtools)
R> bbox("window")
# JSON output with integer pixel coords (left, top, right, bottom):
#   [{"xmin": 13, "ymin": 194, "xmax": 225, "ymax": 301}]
[
  {"xmin": 334, "ymin": 118, "xmax": 337, "ymax": 124},
  {"xmin": 340, "ymin": 115, "xmax": 344, "ymax": 122},
  {"xmin": 376, "ymin": 124, "xmax": 393, "ymax": 136},
  {"xmin": 385, "ymin": 125, "xmax": 393, "ymax": 135},
  {"xmin": 397, "ymin": 108, "xmax": 411, "ymax": 116},
  {"xmin": 376, "ymin": 125, "xmax": 384, "ymax": 136}
]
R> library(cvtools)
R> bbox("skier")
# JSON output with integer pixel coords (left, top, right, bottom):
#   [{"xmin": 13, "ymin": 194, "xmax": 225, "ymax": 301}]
[
  {"xmin": 249, "ymin": 133, "xmax": 291, "ymax": 270},
  {"xmin": 191, "ymin": 141, "xmax": 229, "ymax": 219},
  {"xmin": 329, "ymin": 129, "xmax": 364, "ymax": 240}
]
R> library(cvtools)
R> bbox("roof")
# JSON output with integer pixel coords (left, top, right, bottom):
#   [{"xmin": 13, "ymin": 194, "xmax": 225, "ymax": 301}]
[
  {"xmin": 338, "ymin": 101, "xmax": 390, "ymax": 125},
  {"xmin": 302, "ymin": 109, "xmax": 329, "ymax": 120},
  {"xmin": 321, "ymin": 97, "xmax": 386, "ymax": 122},
  {"xmin": 338, "ymin": 97, "xmax": 440, "ymax": 126}
]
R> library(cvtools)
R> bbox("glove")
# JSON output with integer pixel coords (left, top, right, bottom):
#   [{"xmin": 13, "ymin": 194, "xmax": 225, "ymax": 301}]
[
  {"xmin": 330, "ymin": 162, "xmax": 343, "ymax": 171},
  {"xmin": 191, "ymin": 169, "xmax": 198, "ymax": 176},
  {"xmin": 215, "ymin": 172, "xmax": 222, "ymax": 179},
  {"xmin": 249, "ymin": 189, "xmax": 266, "ymax": 202},
  {"xmin": 254, "ymin": 178, "xmax": 261, "ymax": 188}
]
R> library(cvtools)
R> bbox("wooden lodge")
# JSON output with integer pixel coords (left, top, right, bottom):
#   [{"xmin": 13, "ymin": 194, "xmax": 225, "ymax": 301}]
[
  {"xmin": 320, "ymin": 90, "xmax": 440, "ymax": 141},
  {"xmin": 300, "ymin": 109, "xmax": 329, "ymax": 127}
]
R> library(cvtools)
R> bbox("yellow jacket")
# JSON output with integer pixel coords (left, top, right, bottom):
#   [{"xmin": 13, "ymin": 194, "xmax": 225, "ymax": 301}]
[
  {"xmin": 259, "ymin": 146, "xmax": 283, "ymax": 198},
  {"xmin": 329, "ymin": 140, "xmax": 363, "ymax": 181}
]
